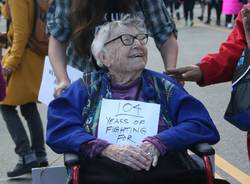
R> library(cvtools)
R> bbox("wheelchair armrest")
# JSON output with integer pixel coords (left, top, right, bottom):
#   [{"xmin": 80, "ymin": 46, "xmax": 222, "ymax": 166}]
[
  {"xmin": 189, "ymin": 143, "xmax": 215, "ymax": 157},
  {"xmin": 64, "ymin": 153, "xmax": 80, "ymax": 168}
]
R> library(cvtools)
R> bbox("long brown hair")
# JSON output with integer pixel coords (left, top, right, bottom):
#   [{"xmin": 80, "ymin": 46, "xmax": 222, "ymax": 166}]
[{"xmin": 70, "ymin": 0, "xmax": 137, "ymax": 56}]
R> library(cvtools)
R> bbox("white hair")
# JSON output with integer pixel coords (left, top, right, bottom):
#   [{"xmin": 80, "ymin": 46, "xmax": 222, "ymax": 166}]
[{"xmin": 91, "ymin": 15, "xmax": 146, "ymax": 67}]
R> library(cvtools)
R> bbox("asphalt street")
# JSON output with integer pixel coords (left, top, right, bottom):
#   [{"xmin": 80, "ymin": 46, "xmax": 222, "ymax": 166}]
[{"xmin": 0, "ymin": 4, "xmax": 249, "ymax": 184}]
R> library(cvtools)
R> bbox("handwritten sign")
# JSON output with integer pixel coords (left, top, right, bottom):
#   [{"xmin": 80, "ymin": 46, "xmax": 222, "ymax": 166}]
[
  {"xmin": 38, "ymin": 57, "xmax": 83, "ymax": 105},
  {"xmin": 98, "ymin": 99, "xmax": 160, "ymax": 145}
]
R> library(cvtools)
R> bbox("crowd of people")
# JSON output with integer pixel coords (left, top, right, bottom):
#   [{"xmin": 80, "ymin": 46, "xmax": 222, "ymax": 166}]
[
  {"xmin": 0, "ymin": 0, "xmax": 249, "ymax": 183},
  {"xmin": 164, "ymin": 0, "xmax": 250, "ymax": 28}
]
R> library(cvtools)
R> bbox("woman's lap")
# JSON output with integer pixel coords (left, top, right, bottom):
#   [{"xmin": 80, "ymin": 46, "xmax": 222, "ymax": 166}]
[{"xmin": 79, "ymin": 152, "xmax": 206, "ymax": 184}]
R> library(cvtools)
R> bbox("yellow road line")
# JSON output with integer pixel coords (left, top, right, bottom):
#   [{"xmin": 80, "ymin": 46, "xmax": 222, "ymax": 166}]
[
  {"xmin": 215, "ymin": 154, "xmax": 250, "ymax": 184},
  {"xmin": 215, "ymin": 173, "xmax": 223, "ymax": 179}
]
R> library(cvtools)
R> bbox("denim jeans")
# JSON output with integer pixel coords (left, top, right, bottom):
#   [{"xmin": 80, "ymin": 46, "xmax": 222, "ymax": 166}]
[{"xmin": 1, "ymin": 103, "xmax": 47, "ymax": 160}]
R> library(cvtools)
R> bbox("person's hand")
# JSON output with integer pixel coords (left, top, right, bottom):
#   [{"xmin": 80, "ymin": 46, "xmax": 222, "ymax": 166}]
[
  {"xmin": 139, "ymin": 141, "xmax": 160, "ymax": 168},
  {"xmin": 241, "ymin": 6, "xmax": 250, "ymax": 49},
  {"xmin": 242, "ymin": 6, "xmax": 250, "ymax": 31},
  {"xmin": 2, "ymin": 67, "xmax": 12, "ymax": 83},
  {"xmin": 166, "ymin": 65, "xmax": 203, "ymax": 82},
  {"xmin": 53, "ymin": 80, "xmax": 70, "ymax": 97},
  {"xmin": 101, "ymin": 144, "xmax": 152, "ymax": 171},
  {"xmin": 163, "ymin": 71, "xmax": 185, "ymax": 86}
]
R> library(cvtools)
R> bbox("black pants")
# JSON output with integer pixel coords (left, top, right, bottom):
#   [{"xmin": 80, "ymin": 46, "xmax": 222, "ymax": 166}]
[
  {"xmin": 1, "ymin": 103, "xmax": 46, "ymax": 158},
  {"xmin": 164, "ymin": 0, "xmax": 181, "ymax": 17},
  {"xmin": 206, "ymin": 0, "xmax": 222, "ymax": 23},
  {"xmin": 183, "ymin": 0, "xmax": 195, "ymax": 21},
  {"xmin": 79, "ymin": 152, "xmax": 207, "ymax": 184}
]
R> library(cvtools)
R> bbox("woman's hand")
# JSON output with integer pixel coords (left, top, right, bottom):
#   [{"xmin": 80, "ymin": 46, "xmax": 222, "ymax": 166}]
[
  {"xmin": 53, "ymin": 80, "xmax": 70, "ymax": 97},
  {"xmin": 101, "ymin": 144, "xmax": 152, "ymax": 171},
  {"xmin": 2, "ymin": 67, "xmax": 12, "ymax": 83},
  {"xmin": 166, "ymin": 64, "xmax": 203, "ymax": 82},
  {"xmin": 242, "ymin": 6, "xmax": 250, "ymax": 49},
  {"xmin": 139, "ymin": 141, "xmax": 160, "ymax": 168}
]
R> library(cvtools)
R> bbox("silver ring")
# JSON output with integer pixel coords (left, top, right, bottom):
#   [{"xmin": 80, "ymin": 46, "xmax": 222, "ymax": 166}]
[{"xmin": 146, "ymin": 152, "xmax": 152, "ymax": 156}]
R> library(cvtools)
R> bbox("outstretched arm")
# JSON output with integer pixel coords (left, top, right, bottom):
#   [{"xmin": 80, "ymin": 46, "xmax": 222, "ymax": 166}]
[{"xmin": 167, "ymin": 6, "xmax": 247, "ymax": 86}]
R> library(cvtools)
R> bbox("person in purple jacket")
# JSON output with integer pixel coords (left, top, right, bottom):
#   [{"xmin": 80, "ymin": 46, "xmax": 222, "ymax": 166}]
[
  {"xmin": 46, "ymin": 17, "xmax": 223, "ymax": 184},
  {"xmin": 0, "ymin": 63, "xmax": 6, "ymax": 100}
]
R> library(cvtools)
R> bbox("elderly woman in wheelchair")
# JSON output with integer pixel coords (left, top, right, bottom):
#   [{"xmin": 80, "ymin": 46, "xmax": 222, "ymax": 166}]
[{"xmin": 46, "ymin": 16, "xmax": 226, "ymax": 184}]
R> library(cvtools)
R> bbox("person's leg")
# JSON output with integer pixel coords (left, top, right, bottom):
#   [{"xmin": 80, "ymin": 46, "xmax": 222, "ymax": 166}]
[
  {"xmin": 205, "ymin": 3, "xmax": 212, "ymax": 24},
  {"xmin": 189, "ymin": 0, "xmax": 195, "ymax": 26},
  {"xmin": 225, "ymin": 14, "xmax": 231, "ymax": 25},
  {"xmin": 201, "ymin": 0, "xmax": 205, "ymax": 18},
  {"xmin": 20, "ymin": 103, "xmax": 48, "ymax": 166},
  {"xmin": 1, "ymin": 105, "xmax": 38, "ymax": 177},
  {"xmin": 226, "ymin": 14, "xmax": 233, "ymax": 28},
  {"xmin": 183, "ymin": 1, "xmax": 188, "ymax": 25},
  {"xmin": 169, "ymin": 1, "xmax": 174, "ymax": 18},
  {"xmin": 175, "ymin": 1, "xmax": 181, "ymax": 20},
  {"xmin": 1, "ymin": 105, "xmax": 31, "ymax": 155},
  {"xmin": 215, "ymin": 0, "xmax": 222, "ymax": 26}
]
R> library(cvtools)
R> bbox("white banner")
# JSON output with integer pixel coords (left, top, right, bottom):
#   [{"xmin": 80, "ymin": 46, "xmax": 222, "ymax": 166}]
[{"xmin": 38, "ymin": 57, "xmax": 83, "ymax": 105}]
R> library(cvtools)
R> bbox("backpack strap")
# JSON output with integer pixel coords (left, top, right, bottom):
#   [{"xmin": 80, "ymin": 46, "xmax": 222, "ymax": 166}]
[{"xmin": 232, "ymin": 48, "xmax": 250, "ymax": 85}]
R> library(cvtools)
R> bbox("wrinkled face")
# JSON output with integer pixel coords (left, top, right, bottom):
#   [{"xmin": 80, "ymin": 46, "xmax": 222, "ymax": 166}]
[{"xmin": 101, "ymin": 25, "xmax": 148, "ymax": 73}]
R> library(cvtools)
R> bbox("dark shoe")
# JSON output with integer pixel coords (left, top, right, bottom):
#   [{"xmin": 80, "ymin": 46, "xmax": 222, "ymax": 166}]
[
  {"xmin": 7, "ymin": 161, "xmax": 38, "ymax": 177},
  {"xmin": 216, "ymin": 19, "xmax": 221, "ymax": 26},
  {"xmin": 204, "ymin": 20, "xmax": 210, "ymax": 25},
  {"xmin": 198, "ymin": 15, "xmax": 203, "ymax": 21},
  {"xmin": 39, "ymin": 160, "xmax": 49, "ymax": 167}
]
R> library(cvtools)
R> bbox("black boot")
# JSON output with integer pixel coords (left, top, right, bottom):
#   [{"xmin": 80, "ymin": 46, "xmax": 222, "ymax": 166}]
[
  {"xmin": 38, "ymin": 160, "xmax": 49, "ymax": 167},
  {"xmin": 198, "ymin": 15, "xmax": 203, "ymax": 21},
  {"xmin": 216, "ymin": 19, "xmax": 221, "ymax": 26},
  {"xmin": 205, "ymin": 19, "xmax": 210, "ymax": 24},
  {"xmin": 7, "ymin": 153, "xmax": 39, "ymax": 177},
  {"xmin": 7, "ymin": 161, "xmax": 38, "ymax": 177}
]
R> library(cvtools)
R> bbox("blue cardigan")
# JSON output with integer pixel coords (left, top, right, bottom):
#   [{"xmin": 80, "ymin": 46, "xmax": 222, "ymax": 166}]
[{"xmin": 46, "ymin": 69, "xmax": 220, "ymax": 154}]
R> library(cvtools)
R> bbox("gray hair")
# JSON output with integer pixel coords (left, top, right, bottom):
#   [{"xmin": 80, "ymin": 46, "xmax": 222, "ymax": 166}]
[{"xmin": 91, "ymin": 15, "xmax": 147, "ymax": 67}]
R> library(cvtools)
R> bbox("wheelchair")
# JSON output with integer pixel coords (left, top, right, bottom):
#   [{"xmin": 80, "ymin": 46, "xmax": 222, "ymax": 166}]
[{"xmin": 64, "ymin": 143, "xmax": 228, "ymax": 184}]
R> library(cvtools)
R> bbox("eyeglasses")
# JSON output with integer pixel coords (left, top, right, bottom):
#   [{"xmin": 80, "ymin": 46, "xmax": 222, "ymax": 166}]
[{"xmin": 104, "ymin": 33, "xmax": 148, "ymax": 46}]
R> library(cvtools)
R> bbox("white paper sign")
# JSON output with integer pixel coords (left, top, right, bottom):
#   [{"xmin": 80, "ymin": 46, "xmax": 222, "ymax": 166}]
[
  {"xmin": 98, "ymin": 99, "xmax": 160, "ymax": 145},
  {"xmin": 38, "ymin": 57, "xmax": 83, "ymax": 105}
]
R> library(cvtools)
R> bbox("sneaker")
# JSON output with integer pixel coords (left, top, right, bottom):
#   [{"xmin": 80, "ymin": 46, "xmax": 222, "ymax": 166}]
[
  {"xmin": 7, "ymin": 161, "xmax": 38, "ymax": 177},
  {"xmin": 226, "ymin": 23, "xmax": 233, "ymax": 29}
]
